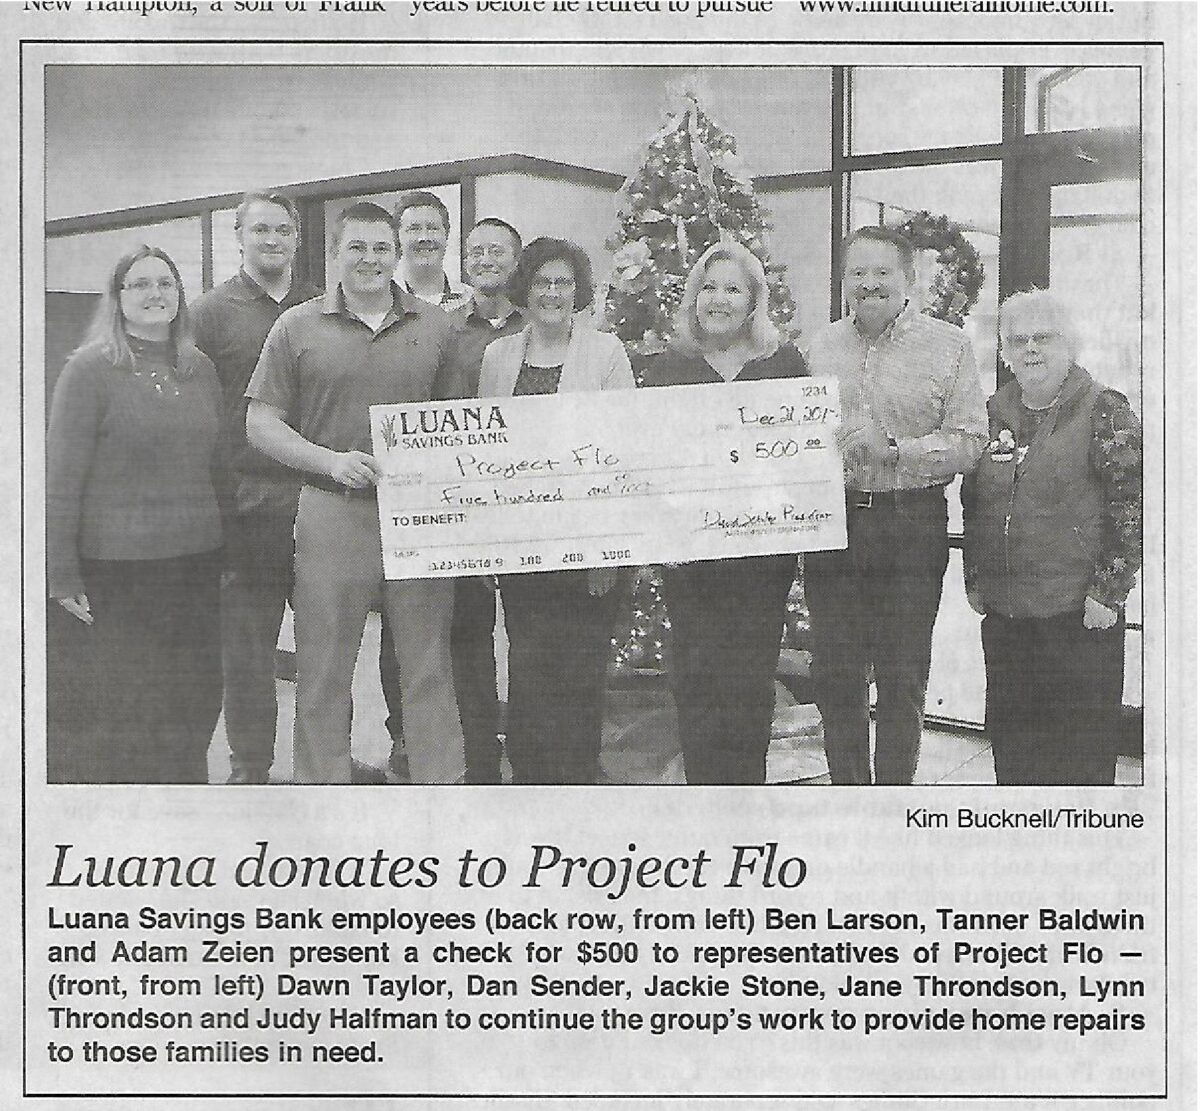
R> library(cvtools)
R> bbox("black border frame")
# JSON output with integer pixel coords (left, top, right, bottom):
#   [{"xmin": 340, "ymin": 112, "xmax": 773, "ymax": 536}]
[{"xmin": 21, "ymin": 40, "xmax": 1168, "ymax": 1102}]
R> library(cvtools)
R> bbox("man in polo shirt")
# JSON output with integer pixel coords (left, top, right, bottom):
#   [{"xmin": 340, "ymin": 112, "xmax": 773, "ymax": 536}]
[
  {"xmin": 376, "ymin": 217, "xmax": 525, "ymax": 784},
  {"xmin": 245, "ymin": 201, "xmax": 465, "ymax": 784},
  {"xmin": 394, "ymin": 190, "xmax": 471, "ymax": 311},
  {"xmin": 444, "ymin": 217, "xmax": 526, "ymax": 782},
  {"xmin": 805, "ymin": 226, "xmax": 987, "ymax": 785},
  {"xmin": 191, "ymin": 190, "xmax": 321, "ymax": 785}
]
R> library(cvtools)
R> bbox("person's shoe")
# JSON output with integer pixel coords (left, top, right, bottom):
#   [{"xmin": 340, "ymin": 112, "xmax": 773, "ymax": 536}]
[
  {"xmin": 350, "ymin": 759, "xmax": 389, "ymax": 785},
  {"xmin": 385, "ymin": 751, "xmax": 411, "ymax": 785},
  {"xmin": 227, "ymin": 767, "xmax": 270, "ymax": 785}
]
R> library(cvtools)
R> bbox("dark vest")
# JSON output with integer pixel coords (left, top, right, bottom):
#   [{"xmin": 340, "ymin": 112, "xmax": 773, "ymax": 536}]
[{"xmin": 970, "ymin": 365, "xmax": 1103, "ymax": 618}]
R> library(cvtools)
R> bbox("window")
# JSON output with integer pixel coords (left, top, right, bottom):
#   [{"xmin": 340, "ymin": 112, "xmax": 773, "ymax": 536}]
[
  {"xmin": 848, "ymin": 160, "xmax": 1002, "ymax": 402},
  {"xmin": 757, "ymin": 186, "xmax": 832, "ymax": 346},
  {"xmin": 850, "ymin": 67, "xmax": 1004, "ymax": 154},
  {"xmin": 1049, "ymin": 179, "xmax": 1141, "ymax": 411},
  {"xmin": 1024, "ymin": 67, "xmax": 1140, "ymax": 134},
  {"xmin": 46, "ymin": 217, "xmax": 204, "ymax": 297},
  {"xmin": 210, "ymin": 208, "xmax": 241, "ymax": 291},
  {"xmin": 322, "ymin": 185, "xmax": 462, "ymax": 285}
]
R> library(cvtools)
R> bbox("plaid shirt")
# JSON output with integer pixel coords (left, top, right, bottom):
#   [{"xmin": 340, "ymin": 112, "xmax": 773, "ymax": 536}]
[
  {"xmin": 806, "ymin": 305, "xmax": 988, "ymax": 492},
  {"xmin": 402, "ymin": 275, "xmax": 472, "ymax": 314}
]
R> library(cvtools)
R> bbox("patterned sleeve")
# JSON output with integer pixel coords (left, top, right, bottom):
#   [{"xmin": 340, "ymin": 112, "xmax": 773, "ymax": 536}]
[{"xmin": 1087, "ymin": 388, "xmax": 1142, "ymax": 609}]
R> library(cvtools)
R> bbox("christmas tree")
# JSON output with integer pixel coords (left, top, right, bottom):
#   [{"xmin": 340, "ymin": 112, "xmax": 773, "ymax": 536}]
[
  {"xmin": 603, "ymin": 87, "xmax": 797, "ymax": 371},
  {"xmin": 602, "ymin": 85, "xmax": 807, "ymax": 674}
]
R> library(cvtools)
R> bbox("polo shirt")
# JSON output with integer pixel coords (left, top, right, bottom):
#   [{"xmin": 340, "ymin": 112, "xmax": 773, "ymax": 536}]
[
  {"xmin": 805, "ymin": 305, "xmax": 988, "ymax": 492},
  {"xmin": 191, "ymin": 269, "xmax": 322, "ymax": 509},
  {"xmin": 245, "ymin": 283, "xmax": 456, "ymax": 458},
  {"xmin": 444, "ymin": 298, "xmax": 525, "ymax": 399}
]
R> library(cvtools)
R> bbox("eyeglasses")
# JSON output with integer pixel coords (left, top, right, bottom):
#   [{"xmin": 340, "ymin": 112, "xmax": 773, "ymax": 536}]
[
  {"xmin": 531, "ymin": 276, "xmax": 576, "ymax": 293},
  {"xmin": 466, "ymin": 245, "xmax": 511, "ymax": 260},
  {"xmin": 122, "ymin": 278, "xmax": 178, "ymax": 295},
  {"xmin": 1006, "ymin": 332, "xmax": 1062, "ymax": 349}
]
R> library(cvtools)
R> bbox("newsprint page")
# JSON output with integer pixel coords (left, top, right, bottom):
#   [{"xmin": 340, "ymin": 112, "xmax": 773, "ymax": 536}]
[{"xmin": 0, "ymin": 0, "xmax": 1195, "ymax": 1106}]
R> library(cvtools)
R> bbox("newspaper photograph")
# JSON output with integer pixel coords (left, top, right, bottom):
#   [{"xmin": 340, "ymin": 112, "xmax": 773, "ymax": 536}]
[{"xmin": 0, "ymin": 1, "xmax": 1194, "ymax": 1105}]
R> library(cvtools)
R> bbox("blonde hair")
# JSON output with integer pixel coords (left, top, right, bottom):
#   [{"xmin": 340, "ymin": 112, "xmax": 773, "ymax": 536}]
[
  {"xmin": 673, "ymin": 241, "xmax": 780, "ymax": 360},
  {"xmin": 80, "ymin": 244, "xmax": 199, "ymax": 377}
]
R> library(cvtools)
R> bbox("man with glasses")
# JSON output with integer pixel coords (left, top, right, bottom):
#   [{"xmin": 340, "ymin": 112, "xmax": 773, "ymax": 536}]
[
  {"xmin": 191, "ymin": 191, "xmax": 321, "ymax": 785},
  {"xmin": 376, "ymin": 216, "xmax": 525, "ymax": 783},
  {"xmin": 443, "ymin": 217, "xmax": 525, "ymax": 783},
  {"xmin": 805, "ymin": 225, "xmax": 988, "ymax": 785},
  {"xmin": 245, "ymin": 202, "xmax": 465, "ymax": 785}
]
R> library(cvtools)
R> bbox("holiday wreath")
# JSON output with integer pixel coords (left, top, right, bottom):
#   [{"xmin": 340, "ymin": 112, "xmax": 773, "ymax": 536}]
[{"xmin": 891, "ymin": 210, "xmax": 985, "ymax": 327}]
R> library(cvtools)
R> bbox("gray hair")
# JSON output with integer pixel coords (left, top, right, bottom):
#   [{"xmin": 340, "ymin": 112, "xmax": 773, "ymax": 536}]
[{"xmin": 999, "ymin": 288, "xmax": 1078, "ymax": 363}]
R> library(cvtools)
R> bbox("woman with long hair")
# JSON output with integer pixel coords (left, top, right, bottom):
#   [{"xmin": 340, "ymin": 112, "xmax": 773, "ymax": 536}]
[
  {"xmin": 642, "ymin": 241, "xmax": 809, "ymax": 784},
  {"xmin": 47, "ymin": 245, "xmax": 225, "ymax": 783}
]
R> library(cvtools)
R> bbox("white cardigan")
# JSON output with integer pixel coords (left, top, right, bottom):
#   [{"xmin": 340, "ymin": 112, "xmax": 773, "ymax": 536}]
[{"xmin": 477, "ymin": 321, "xmax": 636, "ymax": 397}]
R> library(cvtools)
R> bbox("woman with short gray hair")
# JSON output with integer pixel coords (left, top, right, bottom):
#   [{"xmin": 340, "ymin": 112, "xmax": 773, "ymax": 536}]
[{"xmin": 962, "ymin": 289, "xmax": 1141, "ymax": 785}]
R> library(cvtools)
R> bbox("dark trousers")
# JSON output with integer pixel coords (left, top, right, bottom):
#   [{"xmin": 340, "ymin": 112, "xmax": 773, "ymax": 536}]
[
  {"xmin": 380, "ymin": 577, "xmax": 502, "ymax": 783},
  {"xmin": 662, "ymin": 555, "xmax": 795, "ymax": 785},
  {"xmin": 982, "ymin": 610, "xmax": 1124, "ymax": 785},
  {"xmin": 60, "ymin": 551, "xmax": 223, "ymax": 783},
  {"xmin": 498, "ymin": 570, "xmax": 621, "ymax": 785},
  {"xmin": 220, "ymin": 506, "xmax": 295, "ymax": 783},
  {"xmin": 47, "ymin": 601, "xmax": 94, "ymax": 783},
  {"xmin": 806, "ymin": 490, "xmax": 949, "ymax": 785}
]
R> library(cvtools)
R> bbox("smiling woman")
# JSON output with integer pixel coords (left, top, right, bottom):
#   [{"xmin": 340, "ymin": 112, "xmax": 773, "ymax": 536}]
[
  {"xmin": 961, "ymin": 288, "xmax": 1142, "ymax": 785},
  {"xmin": 641, "ymin": 241, "xmax": 809, "ymax": 785},
  {"xmin": 46, "ymin": 245, "xmax": 225, "ymax": 783},
  {"xmin": 478, "ymin": 237, "xmax": 636, "ymax": 785}
]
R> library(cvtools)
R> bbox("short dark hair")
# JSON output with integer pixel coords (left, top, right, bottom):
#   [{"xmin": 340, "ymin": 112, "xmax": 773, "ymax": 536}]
[
  {"xmin": 509, "ymin": 237, "xmax": 594, "ymax": 312},
  {"xmin": 841, "ymin": 225, "xmax": 916, "ymax": 280},
  {"xmin": 234, "ymin": 190, "xmax": 301, "ymax": 234},
  {"xmin": 469, "ymin": 217, "xmax": 522, "ymax": 254},
  {"xmin": 330, "ymin": 201, "xmax": 398, "ymax": 251},
  {"xmin": 393, "ymin": 191, "xmax": 451, "ymax": 233}
]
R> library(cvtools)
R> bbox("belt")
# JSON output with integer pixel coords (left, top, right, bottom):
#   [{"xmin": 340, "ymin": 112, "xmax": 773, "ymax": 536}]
[
  {"xmin": 304, "ymin": 476, "xmax": 376, "ymax": 500},
  {"xmin": 846, "ymin": 485, "xmax": 946, "ymax": 510}
]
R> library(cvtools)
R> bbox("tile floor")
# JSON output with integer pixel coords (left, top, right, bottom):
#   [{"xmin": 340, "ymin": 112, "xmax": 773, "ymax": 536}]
[{"xmin": 207, "ymin": 614, "xmax": 1142, "ymax": 787}]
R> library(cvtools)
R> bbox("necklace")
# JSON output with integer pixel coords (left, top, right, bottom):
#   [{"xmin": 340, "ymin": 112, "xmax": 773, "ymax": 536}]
[{"xmin": 130, "ymin": 349, "xmax": 181, "ymax": 398}]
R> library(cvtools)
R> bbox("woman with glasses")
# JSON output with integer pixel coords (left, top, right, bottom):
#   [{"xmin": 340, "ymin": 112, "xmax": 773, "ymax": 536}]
[
  {"xmin": 478, "ymin": 237, "xmax": 635, "ymax": 783},
  {"xmin": 962, "ymin": 289, "xmax": 1142, "ymax": 785},
  {"xmin": 47, "ymin": 245, "xmax": 226, "ymax": 783},
  {"xmin": 641, "ymin": 241, "xmax": 809, "ymax": 784}
]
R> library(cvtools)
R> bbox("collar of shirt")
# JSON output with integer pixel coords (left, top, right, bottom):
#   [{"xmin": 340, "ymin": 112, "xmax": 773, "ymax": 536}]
[
  {"xmin": 322, "ymin": 282, "xmax": 423, "ymax": 327},
  {"xmin": 231, "ymin": 268, "xmax": 319, "ymax": 309},
  {"xmin": 849, "ymin": 299, "xmax": 920, "ymax": 347},
  {"xmin": 402, "ymin": 275, "xmax": 469, "ymax": 308},
  {"xmin": 461, "ymin": 298, "xmax": 522, "ymax": 330}
]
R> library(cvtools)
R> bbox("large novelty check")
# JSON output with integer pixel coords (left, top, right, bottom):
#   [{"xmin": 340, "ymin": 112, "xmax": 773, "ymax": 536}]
[{"xmin": 369, "ymin": 377, "xmax": 847, "ymax": 580}]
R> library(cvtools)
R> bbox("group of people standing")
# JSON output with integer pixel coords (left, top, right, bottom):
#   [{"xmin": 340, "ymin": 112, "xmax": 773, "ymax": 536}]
[{"xmin": 46, "ymin": 190, "xmax": 1142, "ymax": 788}]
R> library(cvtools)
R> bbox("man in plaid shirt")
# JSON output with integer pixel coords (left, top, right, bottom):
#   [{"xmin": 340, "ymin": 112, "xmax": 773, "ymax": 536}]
[{"xmin": 805, "ymin": 226, "xmax": 988, "ymax": 785}]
